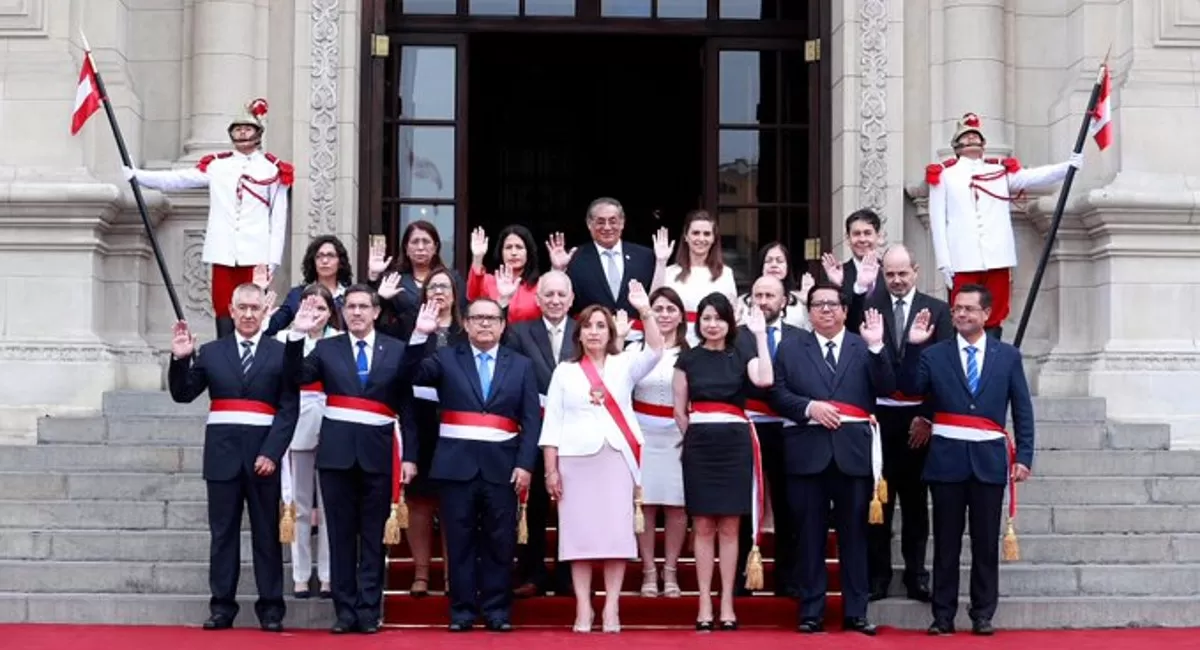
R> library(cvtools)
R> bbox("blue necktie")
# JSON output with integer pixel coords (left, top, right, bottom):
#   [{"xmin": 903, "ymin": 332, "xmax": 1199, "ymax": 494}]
[
  {"xmin": 966, "ymin": 345, "xmax": 980, "ymax": 394},
  {"xmin": 477, "ymin": 352, "xmax": 492, "ymax": 399},
  {"xmin": 356, "ymin": 340, "xmax": 369, "ymax": 388},
  {"xmin": 767, "ymin": 326, "xmax": 778, "ymax": 359}
]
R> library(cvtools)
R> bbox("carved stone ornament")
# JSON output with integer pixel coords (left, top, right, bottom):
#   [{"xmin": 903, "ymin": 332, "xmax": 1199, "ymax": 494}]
[
  {"xmin": 859, "ymin": 0, "xmax": 888, "ymax": 218},
  {"xmin": 182, "ymin": 229, "xmax": 212, "ymax": 317},
  {"xmin": 309, "ymin": 0, "xmax": 340, "ymax": 237}
]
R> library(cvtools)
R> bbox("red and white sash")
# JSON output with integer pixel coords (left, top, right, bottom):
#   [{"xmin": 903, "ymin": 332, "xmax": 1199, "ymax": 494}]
[
  {"xmin": 688, "ymin": 401, "xmax": 765, "ymax": 548},
  {"xmin": 325, "ymin": 395, "xmax": 396, "ymax": 427},
  {"xmin": 580, "ymin": 355, "xmax": 643, "ymax": 484},
  {"xmin": 876, "ymin": 391, "xmax": 925, "ymax": 409},
  {"xmin": 412, "ymin": 385, "xmax": 547, "ymax": 411},
  {"xmin": 808, "ymin": 400, "xmax": 883, "ymax": 496},
  {"xmin": 632, "ymin": 398, "xmax": 674, "ymax": 430},
  {"xmin": 745, "ymin": 398, "xmax": 796, "ymax": 426},
  {"xmin": 207, "ymin": 399, "xmax": 276, "ymax": 427},
  {"xmin": 932, "ymin": 412, "xmax": 1019, "ymax": 520},
  {"xmin": 440, "ymin": 410, "xmax": 520, "ymax": 442}
]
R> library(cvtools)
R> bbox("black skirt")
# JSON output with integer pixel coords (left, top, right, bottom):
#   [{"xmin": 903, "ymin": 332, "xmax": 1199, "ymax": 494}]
[{"xmin": 681, "ymin": 421, "xmax": 752, "ymax": 517}]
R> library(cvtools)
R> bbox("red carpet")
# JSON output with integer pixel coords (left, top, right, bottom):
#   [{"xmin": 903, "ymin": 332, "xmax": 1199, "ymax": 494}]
[{"xmin": 5, "ymin": 625, "xmax": 1200, "ymax": 650}]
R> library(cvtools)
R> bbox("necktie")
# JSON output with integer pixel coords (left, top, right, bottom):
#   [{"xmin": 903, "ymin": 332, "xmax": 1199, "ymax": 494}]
[
  {"xmin": 550, "ymin": 327, "xmax": 562, "ymax": 361},
  {"xmin": 893, "ymin": 298, "xmax": 906, "ymax": 348},
  {"xmin": 604, "ymin": 250, "xmax": 621, "ymax": 299},
  {"xmin": 767, "ymin": 326, "xmax": 778, "ymax": 359},
  {"xmin": 356, "ymin": 340, "xmax": 369, "ymax": 388},
  {"xmin": 966, "ymin": 345, "xmax": 980, "ymax": 394},
  {"xmin": 240, "ymin": 340, "xmax": 253, "ymax": 375},
  {"xmin": 478, "ymin": 352, "xmax": 493, "ymax": 399},
  {"xmin": 824, "ymin": 340, "xmax": 837, "ymax": 373}
]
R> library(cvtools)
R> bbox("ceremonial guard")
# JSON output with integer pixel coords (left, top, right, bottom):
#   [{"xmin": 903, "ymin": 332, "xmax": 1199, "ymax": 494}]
[
  {"xmin": 403, "ymin": 298, "xmax": 541, "ymax": 632},
  {"xmin": 925, "ymin": 112, "xmax": 1080, "ymax": 339},
  {"xmin": 288, "ymin": 286, "xmax": 416, "ymax": 635},
  {"xmin": 167, "ymin": 283, "xmax": 298, "ymax": 632},
  {"xmin": 901, "ymin": 284, "xmax": 1035, "ymax": 636},
  {"xmin": 126, "ymin": 98, "xmax": 294, "ymax": 338}
]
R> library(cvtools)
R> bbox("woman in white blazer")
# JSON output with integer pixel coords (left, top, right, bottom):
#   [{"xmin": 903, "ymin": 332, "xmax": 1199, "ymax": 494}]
[
  {"xmin": 540, "ymin": 281, "xmax": 662, "ymax": 633},
  {"xmin": 275, "ymin": 283, "xmax": 341, "ymax": 598}
]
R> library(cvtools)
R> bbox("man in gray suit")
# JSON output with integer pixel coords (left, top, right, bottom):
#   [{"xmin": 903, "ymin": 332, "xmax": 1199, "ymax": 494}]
[{"xmin": 504, "ymin": 271, "xmax": 576, "ymax": 597}]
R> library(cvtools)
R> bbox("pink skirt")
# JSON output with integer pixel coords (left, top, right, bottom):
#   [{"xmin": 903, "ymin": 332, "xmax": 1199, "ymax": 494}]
[{"xmin": 557, "ymin": 442, "xmax": 637, "ymax": 561}]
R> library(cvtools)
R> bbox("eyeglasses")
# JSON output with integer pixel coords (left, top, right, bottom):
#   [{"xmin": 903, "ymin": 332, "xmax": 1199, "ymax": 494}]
[
  {"xmin": 467, "ymin": 314, "xmax": 503, "ymax": 324},
  {"xmin": 427, "ymin": 283, "xmax": 452, "ymax": 293},
  {"xmin": 315, "ymin": 252, "xmax": 339, "ymax": 260},
  {"xmin": 952, "ymin": 305, "xmax": 984, "ymax": 314}
]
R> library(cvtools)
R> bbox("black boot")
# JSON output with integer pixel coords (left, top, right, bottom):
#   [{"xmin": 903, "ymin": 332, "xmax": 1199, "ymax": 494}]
[
  {"xmin": 985, "ymin": 326, "xmax": 1003, "ymax": 341},
  {"xmin": 215, "ymin": 316, "xmax": 235, "ymax": 339}
]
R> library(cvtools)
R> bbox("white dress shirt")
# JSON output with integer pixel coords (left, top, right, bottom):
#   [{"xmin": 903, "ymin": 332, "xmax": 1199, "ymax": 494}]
[
  {"xmin": 539, "ymin": 346, "xmax": 662, "ymax": 457},
  {"xmin": 596, "ymin": 241, "xmax": 625, "ymax": 287},
  {"xmin": 349, "ymin": 330, "xmax": 377, "ymax": 370},
  {"xmin": 957, "ymin": 333, "xmax": 987, "ymax": 377},
  {"xmin": 813, "ymin": 328, "xmax": 846, "ymax": 365},
  {"xmin": 891, "ymin": 287, "xmax": 916, "ymax": 330},
  {"xmin": 235, "ymin": 330, "xmax": 264, "ymax": 358},
  {"xmin": 544, "ymin": 317, "xmax": 566, "ymax": 361},
  {"xmin": 471, "ymin": 343, "xmax": 499, "ymax": 384}
]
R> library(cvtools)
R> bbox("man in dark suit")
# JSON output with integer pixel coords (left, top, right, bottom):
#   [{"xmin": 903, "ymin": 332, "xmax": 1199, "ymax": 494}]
[
  {"xmin": 403, "ymin": 297, "xmax": 541, "ymax": 632},
  {"xmin": 556, "ymin": 197, "xmax": 656, "ymax": 320},
  {"xmin": 821, "ymin": 208, "xmax": 885, "ymax": 329},
  {"xmin": 901, "ymin": 284, "xmax": 1035, "ymax": 636},
  {"xmin": 734, "ymin": 276, "xmax": 803, "ymax": 597},
  {"xmin": 858, "ymin": 245, "xmax": 953, "ymax": 603},
  {"xmin": 287, "ymin": 285, "xmax": 417, "ymax": 635},
  {"xmin": 168, "ymin": 282, "xmax": 298, "ymax": 633},
  {"xmin": 504, "ymin": 270, "xmax": 576, "ymax": 597},
  {"xmin": 769, "ymin": 283, "xmax": 895, "ymax": 636}
]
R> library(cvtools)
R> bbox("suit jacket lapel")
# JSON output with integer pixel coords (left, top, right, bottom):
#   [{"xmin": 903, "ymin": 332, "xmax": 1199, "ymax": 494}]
[
  {"xmin": 530, "ymin": 319, "xmax": 555, "ymax": 370},
  {"xmin": 804, "ymin": 336, "xmax": 834, "ymax": 389},
  {"xmin": 832, "ymin": 335, "xmax": 860, "ymax": 392},
  {"xmin": 487, "ymin": 348, "xmax": 512, "ymax": 406},
  {"xmin": 974, "ymin": 337, "xmax": 1000, "ymax": 395},
  {"xmin": 224, "ymin": 338, "xmax": 245, "ymax": 385},
  {"xmin": 339, "ymin": 336, "xmax": 363, "ymax": 393},
  {"xmin": 559, "ymin": 319, "xmax": 576, "ymax": 361},
  {"xmin": 366, "ymin": 338, "xmax": 388, "ymax": 389},
  {"xmin": 242, "ymin": 339, "xmax": 269, "ymax": 386},
  {"xmin": 945, "ymin": 340, "xmax": 973, "ymax": 396},
  {"xmin": 457, "ymin": 345, "xmax": 486, "ymax": 405}
]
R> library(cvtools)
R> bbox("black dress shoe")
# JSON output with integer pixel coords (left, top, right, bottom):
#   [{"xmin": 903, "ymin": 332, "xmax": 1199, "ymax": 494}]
[
  {"xmin": 330, "ymin": 620, "xmax": 355, "ymax": 634},
  {"xmin": 203, "ymin": 615, "xmax": 233, "ymax": 630},
  {"xmin": 486, "ymin": 620, "xmax": 513, "ymax": 632},
  {"xmin": 928, "ymin": 621, "xmax": 955, "ymax": 635},
  {"xmin": 261, "ymin": 621, "xmax": 283, "ymax": 633},
  {"xmin": 448, "ymin": 621, "xmax": 473, "ymax": 632},
  {"xmin": 293, "ymin": 590, "xmax": 312, "ymax": 600},
  {"xmin": 695, "ymin": 620, "xmax": 714, "ymax": 631},
  {"xmin": 719, "ymin": 620, "xmax": 738, "ymax": 631},
  {"xmin": 972, "ymin": 619, "xmax": 995, "ymax": 636},
  {"xmin": 843, "ymin": 617, "xmax": 878, "ymax": 636},
  {"xmin": 360, "ymin": 621, "xmax": 381, "ymax": 634},
  {"xmin": 319, "ymin": 590, "xmax": 333, "ymax": 600},
  {"xmin": 868, "ymin": 585, "xmax": 889, "ymax": 602},
  {"xmin": 796, "ymin": 618, "xmax": 824, "ymax": 634}
]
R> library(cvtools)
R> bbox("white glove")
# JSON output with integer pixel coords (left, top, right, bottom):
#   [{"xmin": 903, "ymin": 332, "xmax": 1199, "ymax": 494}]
[
  {"xmin": 940, "ymin": 267, "xmax": 954, "ymax": 290},
  {"xmin": 121, "ymin": 165, "xmax": 136, "ymax": 181},
  {"xmin": 1068, "ymin": 152, "xmax": 1083, "ymax": 170}
]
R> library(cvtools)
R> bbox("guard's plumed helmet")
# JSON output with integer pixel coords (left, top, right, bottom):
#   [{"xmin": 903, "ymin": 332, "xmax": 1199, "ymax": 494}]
[
  {"xmin": 228, "ymin": 98, "xmax": 269, "ymax": 134},
  {"xmin": 951, "ymin": 112, "xmax": 985, "ymax": 149}
]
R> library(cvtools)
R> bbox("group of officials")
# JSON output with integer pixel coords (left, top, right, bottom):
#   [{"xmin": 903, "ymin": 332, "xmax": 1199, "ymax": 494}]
[{"xmin": 154, "ymin": 100, "xmax": 1045, "ymax": 636}]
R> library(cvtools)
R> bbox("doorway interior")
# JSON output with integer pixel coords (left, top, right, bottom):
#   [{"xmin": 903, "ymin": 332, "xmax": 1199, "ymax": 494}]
[{"xmin": 466, "ymin": 32, "xmax": 704, "ymax": 270}]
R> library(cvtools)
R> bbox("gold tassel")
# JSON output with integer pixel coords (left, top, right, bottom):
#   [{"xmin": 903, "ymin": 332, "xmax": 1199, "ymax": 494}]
[
  {"xmin": 633, "ymin": 485, "xmax": 645, "ymax": 535},
  {"xmin": 279, "ymin": 502, "xmax": 296, "ymax": 544},
  {"xmin": 397, "ymin": 493, "xmax": 410, "ymax": 529},
  {"xmin": 877, "ymin": 478, "xmax": 889, "ymax": 504},
  {"xmin": 744, "ymin": 545, "xmax": 764, "ymax": 591},
  {"xmin": 517, "ymin": 502, "xmax": 529, "ymax": 545},
  {"xmin": 383, "ymin": 503, "xmax": 402, "ymax": 546},
  {"xmin": 868, "ymin": 494, "xmax": 884, "ymax": 525},
  {"xmin": 1002, "ymin": 518, "xmax": 1020, "ymax": 561}
]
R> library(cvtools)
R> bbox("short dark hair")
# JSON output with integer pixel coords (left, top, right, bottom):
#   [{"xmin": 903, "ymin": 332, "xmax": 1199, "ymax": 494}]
[
  {"xmin": 806, "ymin": 282, "xmax": 848, "ymax": 309},
  {"xmin": 344, "ymin": 283, "xmax": 380, "ymax": 307},
  {"xmin": 694, "ymin": 292, "xmax": 739, "ymax": 349},
  {"xmin": 955, "ymin": 283, "xmax": 993, "ymax": 310},
  {"xmin": 845, "ymin": 208, "xmax": 882, "ymax": 234},
  {"xmin": 466, "ymin": 297, "xmax": 503, "ymax": 317}
]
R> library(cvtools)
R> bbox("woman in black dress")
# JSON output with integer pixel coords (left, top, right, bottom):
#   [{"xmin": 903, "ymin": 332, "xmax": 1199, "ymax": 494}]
[
  {"xmin": 397, "ymin": 268, "xmax": 464, "ymax": 597},
  {"xmin": 673, "ymin": 292, "xmax": 773, "ymax": 629}
]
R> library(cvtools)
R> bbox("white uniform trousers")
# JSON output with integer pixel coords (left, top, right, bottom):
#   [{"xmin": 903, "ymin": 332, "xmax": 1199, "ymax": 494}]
[{"xmin": 288, "ymin": 449, "xmax": 331, "ymax": 584}]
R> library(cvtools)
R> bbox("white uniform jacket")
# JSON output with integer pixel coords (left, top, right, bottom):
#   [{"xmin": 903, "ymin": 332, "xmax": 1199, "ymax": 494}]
[
  {"xmin": 132, "ymin": 150, "xmax": 293, "ymax": 268},
  {"xmin": 926, "ymin": 156, "xmax": 1069, "ymax": 274}
]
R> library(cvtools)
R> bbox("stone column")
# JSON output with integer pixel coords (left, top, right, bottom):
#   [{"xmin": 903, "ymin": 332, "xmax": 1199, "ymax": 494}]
[
  {"xmin": 182, "ymin": 0, "xmax": 261, "ymax": 158},
  {"xmin": 938, "ymin": 0, "xmax": 1009, "ymax": 156}
]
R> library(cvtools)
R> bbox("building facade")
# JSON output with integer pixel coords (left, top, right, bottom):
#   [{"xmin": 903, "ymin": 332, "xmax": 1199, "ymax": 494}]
[{"xmin": 0, "ymin": 0, "xmax": 1196, "ymax": 446}]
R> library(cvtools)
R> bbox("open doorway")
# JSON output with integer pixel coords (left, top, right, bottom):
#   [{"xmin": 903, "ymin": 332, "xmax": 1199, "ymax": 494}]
[{"xmin": 467, "ymin": 32, "xmax": 705, "ymax": 268}]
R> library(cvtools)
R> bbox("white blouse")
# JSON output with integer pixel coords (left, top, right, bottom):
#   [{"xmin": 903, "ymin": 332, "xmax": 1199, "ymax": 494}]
[
  {"xmin": 665, "ymin": 264, "xmax": 738, "ymax": 313},
  {"xmin": 539, "ymin": 346, "xmax": 663, "ymax": 457}
]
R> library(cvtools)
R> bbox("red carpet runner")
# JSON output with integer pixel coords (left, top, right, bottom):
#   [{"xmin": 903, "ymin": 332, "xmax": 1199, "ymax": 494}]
[{"xmin": 5, "ymin": 625, "xmax": 1199, "ymax": 649}]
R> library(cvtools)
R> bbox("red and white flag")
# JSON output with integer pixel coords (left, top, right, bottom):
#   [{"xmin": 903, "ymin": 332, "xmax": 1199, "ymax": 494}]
[
  {"xmin": 70, "ymin": 54, "xmax": 102, "ymax": 136},
  {"xmin": 1088, "ymin": 65, "xmax": 1112, "ymax": 151}
]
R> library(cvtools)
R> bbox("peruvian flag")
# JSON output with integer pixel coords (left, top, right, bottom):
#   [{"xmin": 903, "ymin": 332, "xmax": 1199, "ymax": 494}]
[
  {"xmin": 1088, "ymin": 65, "xmax": 1112, "ymax": 151},
  {"xmin": 70, "ymin": 54, "xmax": 102, "ymax": 135}
]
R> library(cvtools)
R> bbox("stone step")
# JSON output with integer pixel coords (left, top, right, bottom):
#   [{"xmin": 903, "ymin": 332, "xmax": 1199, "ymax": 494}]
[
  {"xmin": 102, "ymin": 390, "xmax": 209, "ymax": 417},
  {"xmin": 0, "ymin": 472, "xmax": 207, "ymax": 502},
  {"xmin": 0, "ymin": 592, "xmax": 1196, "ymax": 629},
  {"xmin": 1030, "ymin": 396, "xmax": 1106, "ymax": 423},
  {"xmin": 1032, "ymin": 422, "xmax": 1170, "ymax": 451},
  {"xmin": 1106, "ymin": 421, "xmax": 1172, "ymax": 450},
  {"xmin": 1017, "ymin": 477, "xmax": 1200, "ymax": 505},
  {"xmin": 0, "ymin": 500, "xmax": 226, "ymax": 531},
  {"xmin": 0, "ymin": 445, "xmax": 199, "ymax": 473},
  {"xmin": 882, "ymin": 533, "xmax": 1200, "ymax": 565},
  {"xmin": 38, "ymin": 416, "xmax": 205, "ymax": 447},
  {"xmin": 0, "ymin": 559, "xmax": 1195, "ymax": 597},
  {"xmin": 1033, "ymin": 450, "xmax": 1200, "ymax": 476}
]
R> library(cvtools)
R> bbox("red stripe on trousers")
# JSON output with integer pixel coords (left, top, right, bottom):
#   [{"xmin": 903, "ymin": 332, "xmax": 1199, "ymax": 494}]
[{"xmin": 211, "ymin": 264, "xmax": 255, "ymax": 319}]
